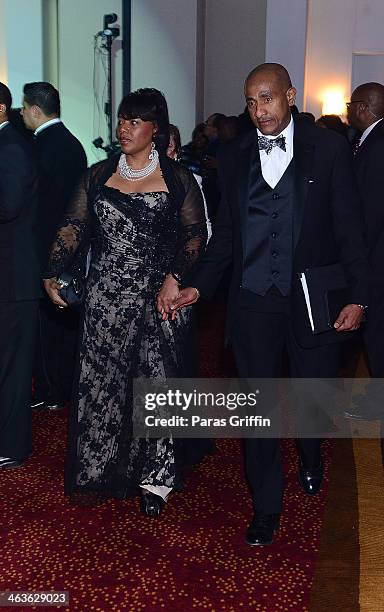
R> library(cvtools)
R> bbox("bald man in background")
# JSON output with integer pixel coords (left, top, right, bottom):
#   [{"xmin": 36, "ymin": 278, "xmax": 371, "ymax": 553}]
[{"xmin": 347, "ymin": 83, "xmax": 384, "ymax": 418}]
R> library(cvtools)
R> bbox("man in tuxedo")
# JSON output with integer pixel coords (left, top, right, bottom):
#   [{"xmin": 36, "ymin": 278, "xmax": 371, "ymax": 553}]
[
  {"xmin": 347, "ymin": 84, "xmax": 384, "ymax": 381},
  {"xmin": 0, "ymin": 83, "xmax": 41, "ymax": 468},
  {"xmin": 21, "ymin": 82, "xmax": 87, "ymax": 410},
  {"xmin": 172, "ymin": 64, "xmax": 368, "ymax": 545}
]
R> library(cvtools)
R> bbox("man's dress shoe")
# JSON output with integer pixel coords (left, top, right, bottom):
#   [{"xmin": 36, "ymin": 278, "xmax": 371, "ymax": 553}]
[
  {"xmin": 344, "ymin": 388, "xmax": 384, "ymax": 421},
  {"xmin": 298, "ymin": 461, "xmax": 324, "ymax": 495},
  {"xmin": 46, "ymin": 402, "xmax": 66, "ymax": 411},
  {"xmin": 0, "ymin": 457, "xmax": 25, "ymax": 470},
  {"xmin": 245, "ymin": 513, "xmax": 280, "ymax": 546},
  {"xmin": 31, "ymin": 397, "xmax": 66, "ymax": 411},
  {"xmin": 140, "ymin": 492, "xmax": 165, "ymax": 517},
  {"xmin": 344, "ymin": 404, "xmax": 384, "ymax": 421},
  {"xmin": 31, "ymin": 397, "xmax": 45, "ymax": 410}
]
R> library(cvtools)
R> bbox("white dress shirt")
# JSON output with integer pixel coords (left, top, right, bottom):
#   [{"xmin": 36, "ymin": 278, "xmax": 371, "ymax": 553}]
[
  {"xmin": 257, "ymin": 116, "xmax": 294, "ymax": 189},
  {"xmin": 34, "ymin": 118, "xmax": 62, "ymax": 136},
  {"xmin": 359, "ymin": 118, "xmax": 383, "ymax": 146}
]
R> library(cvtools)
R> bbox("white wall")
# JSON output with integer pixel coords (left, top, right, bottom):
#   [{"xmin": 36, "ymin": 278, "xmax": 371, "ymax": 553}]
[
  {"xmin": 57, "ymin": 0, "xmax": 123, "ymax": 164},
  {"xmin": 354, "ymin": 0, "xmax": 384, "ymax": 52},
  {"xmin": 3, "ymin": 0, "xmax": 384, "ymax": 155},
  {"xmin": 204, "ymin": 0, "xmax": 267, "ymax": 118},
  {"xmin": 265, "ymin": 0, "xmax": 308, "ymax": 110},
  {"xmin": 131, "ymin": 0, "xmax": 199, "ymax": 144},
  {"xmin": 0, "ymin": 0, "xmax": 43, "ymax": 104},
  {"xmin": 352, "ymin": 54, "xmax": 384, "ymax": 91},
  {"xmin": 42, "ymin": 0, "xmax": 59, "ymax": 88},
  {"xmin": 304, "ymin": 0, "xmax": 384, "ymax": 118},
  {"xmin": 0, "ymin": 1, "xmax": 7, "ymax": 84},
  {"xmin": 304, "ymin": 0, "xmax": 355, "ymax": 118}
]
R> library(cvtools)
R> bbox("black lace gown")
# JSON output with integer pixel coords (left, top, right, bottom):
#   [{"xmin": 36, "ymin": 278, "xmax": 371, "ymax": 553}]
[{"xmin": 46, "ymin": 156, "xmax": 207, "ymax": 498}]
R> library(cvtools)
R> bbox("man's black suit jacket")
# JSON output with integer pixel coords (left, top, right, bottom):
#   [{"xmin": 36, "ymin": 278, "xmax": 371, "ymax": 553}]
[
  {"xmin": 0, "ymin": 123, "xmax": 41, "ymax": 302},
  {"xmin": 192, "ymin": 115, "xmax": 369, "ymax": 348},
  {"xmin": 34, "ymin": 122, "xmax": 87, "ymax": 262},
  {"xmin": 353, "ymin": 120, "xmax": 384, "ymax": 286}
]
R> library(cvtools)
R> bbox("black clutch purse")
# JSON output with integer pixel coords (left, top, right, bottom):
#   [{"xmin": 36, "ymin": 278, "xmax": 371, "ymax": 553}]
[
  {"xmin": 56, "ymin": 245, "xmax": 90, "ymax": 308},
  {"xmin": 57, "ymin": 270, "xmax": 86, "ymax": 308}
]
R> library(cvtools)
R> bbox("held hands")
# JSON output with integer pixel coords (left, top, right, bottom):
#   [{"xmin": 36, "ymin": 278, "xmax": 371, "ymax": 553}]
[
  {"xmin": 156, "ymin": 274, "xmax": 181, "ymax": 321},
  {"xmin": 43, "ymin": 278, "xmax": 68, "ymax": 309},
  {"xmin": 334, "ymin": 304, "xmax": 364, "ymax": 332},
  {"xmin": 156, "ymin": 281, "xmax": 200, "ymax": 321},
  {"xmin": 170, "ymin": 287, "xmax": 200, "ymax": 314}
]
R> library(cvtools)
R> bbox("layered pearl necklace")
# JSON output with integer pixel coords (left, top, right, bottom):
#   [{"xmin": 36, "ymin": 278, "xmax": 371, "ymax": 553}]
[{"xmin": 117, "ymin": 145, "xmax": 159, "ymax": 181}]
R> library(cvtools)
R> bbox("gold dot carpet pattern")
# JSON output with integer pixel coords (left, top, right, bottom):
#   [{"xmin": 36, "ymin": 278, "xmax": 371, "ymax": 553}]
[{"xmin": 0, "ymin": 409, "xmax": 330, "ymax": 611}]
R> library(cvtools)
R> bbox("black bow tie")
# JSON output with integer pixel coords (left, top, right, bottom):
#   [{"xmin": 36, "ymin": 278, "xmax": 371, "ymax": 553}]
[{"xmin": 258, "ymin": 134, "xmax": 286, "ymax": 154}]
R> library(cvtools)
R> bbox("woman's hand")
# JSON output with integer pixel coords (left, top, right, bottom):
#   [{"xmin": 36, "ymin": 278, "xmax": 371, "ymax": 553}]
[
  {"xmin": 156, "ymin": 274, "xmax": 180, "ymax": 320},
  {"xmin": 43, "ymin": 278, "xmax": 68, "ymax": 309}
]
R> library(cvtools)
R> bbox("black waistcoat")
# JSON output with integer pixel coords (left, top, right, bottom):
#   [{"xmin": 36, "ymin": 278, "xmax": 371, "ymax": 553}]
[{"xmin": 242, "ymin": 153, "xmax": 295, "ymax": 296}]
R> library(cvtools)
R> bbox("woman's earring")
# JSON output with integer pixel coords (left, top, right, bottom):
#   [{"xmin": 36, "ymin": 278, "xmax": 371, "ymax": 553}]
[{"xmin": 149, "ymin": 142, "xmax": 156, "ymax": 160}]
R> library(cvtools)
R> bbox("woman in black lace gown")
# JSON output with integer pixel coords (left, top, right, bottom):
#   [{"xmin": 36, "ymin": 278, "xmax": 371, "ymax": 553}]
[{"xmin": 44, "ymin": 89, "xmax": 207, "ymax": 516}]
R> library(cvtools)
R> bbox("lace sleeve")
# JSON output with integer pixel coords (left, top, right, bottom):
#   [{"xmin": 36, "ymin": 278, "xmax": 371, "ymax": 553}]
[
  {"xmin": 171, "ymin": 171, "xmax": 208, "ymax": 283},
  {"xmin": 45, "ymin": 169, "xmax": 91, "ymax": 278}
]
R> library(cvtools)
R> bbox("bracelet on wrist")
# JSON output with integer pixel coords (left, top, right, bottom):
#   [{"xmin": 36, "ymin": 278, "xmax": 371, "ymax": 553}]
[{"xmin": 170, "ymin": 272, "xmax": 182, "ymax": 285}]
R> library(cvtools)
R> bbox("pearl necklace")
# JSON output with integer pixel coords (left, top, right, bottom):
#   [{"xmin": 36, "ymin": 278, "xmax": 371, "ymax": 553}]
[{"xmin": 117, "ymin": 148, "xmax": 159, "ymax": 181}]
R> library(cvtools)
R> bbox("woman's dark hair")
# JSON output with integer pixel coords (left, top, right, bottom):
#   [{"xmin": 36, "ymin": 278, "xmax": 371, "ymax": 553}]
[
  {"xmin": 118, "ymin": 88, "xmax": 170, "ymax": 153},
  {"xmin": 169, "ymin": 124, "xmax": 181, "ymax": 156},
  {"xmin": 192, "ymin": 123, "xmax": 206, "ymax": 140},
  {"xmin": 316, "ymin": 114, "xmax": 348, "ymax": 137}
]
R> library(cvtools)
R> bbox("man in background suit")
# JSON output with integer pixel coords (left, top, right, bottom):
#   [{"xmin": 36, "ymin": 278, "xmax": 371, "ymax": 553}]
[
  {"xmin": 173, "ymin": 64, "xmax": 368, "ymax": 545},
  {"xmin": 0, "ymin": 83, "xmax": 41, "ymax": 468},
  {"xmin": 21, "ymin": 82, "xmax": 87, "ymax": 410},
  {"xmin": 202, "ymin": 113, "xmax": 226, "ymax": 221},
  {"xmin": 346, "ymin": 82, "xmax": 384, "ymax": 419}
]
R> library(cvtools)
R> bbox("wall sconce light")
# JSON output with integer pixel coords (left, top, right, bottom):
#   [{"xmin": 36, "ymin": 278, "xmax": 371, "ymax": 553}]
[{"xmin": 321, "ymin": 89, "xmax": 346, "ymax": 116}]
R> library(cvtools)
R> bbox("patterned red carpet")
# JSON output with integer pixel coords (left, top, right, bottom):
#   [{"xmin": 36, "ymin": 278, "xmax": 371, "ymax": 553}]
[
  {"xmin": 1, "ymin": 414, "xmax": 330, "ymax": 611},
  {"xmin": 0, "ymin": 302, "xmax": 330, "ymax": 611}
]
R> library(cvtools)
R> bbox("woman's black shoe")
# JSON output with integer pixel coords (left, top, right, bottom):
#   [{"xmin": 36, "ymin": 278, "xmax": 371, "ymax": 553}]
[{"xmin": 140, "ymin": 492, "xmax": 165, "ymax": 517}]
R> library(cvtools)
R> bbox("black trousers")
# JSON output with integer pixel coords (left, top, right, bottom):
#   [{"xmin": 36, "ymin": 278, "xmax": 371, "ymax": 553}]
[
  {"xmin": 231, "ymin": 290, "xmax": 341, "ymax": 514},
  {"xmin": 0, "ymin": 300, "xmax": 39, "ymax": 460},
  {"xmin": 364, "ymin": 285, "xmax": 384, "ymax": 377},
  {"xmin": 33, "ymin": 298, "xmax": 79, "ymax": 403}
]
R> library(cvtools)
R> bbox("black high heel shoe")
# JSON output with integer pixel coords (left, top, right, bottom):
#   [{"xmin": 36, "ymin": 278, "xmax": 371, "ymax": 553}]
[{"xmin": 140, "ymin": 492, "xmax": 165, "ymax": 517}]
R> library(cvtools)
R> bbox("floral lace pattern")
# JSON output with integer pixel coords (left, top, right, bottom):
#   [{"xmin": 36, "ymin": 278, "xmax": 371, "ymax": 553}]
[{"xmin": 57, "ymin": 185, "xmax": 207, "ymax": 496}]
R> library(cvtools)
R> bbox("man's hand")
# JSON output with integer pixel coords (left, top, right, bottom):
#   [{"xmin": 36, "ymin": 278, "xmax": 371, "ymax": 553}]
[
  {"xmin": 43, "ymin": 278, "xmax": 68, "ymax": 308},
  {"xmin": 334, "ymin": 304, "xmax": 364, "ymax": 331},
  {"xmin": 170, "ymin": 287, "xmax": 200, "ymax": 317}
]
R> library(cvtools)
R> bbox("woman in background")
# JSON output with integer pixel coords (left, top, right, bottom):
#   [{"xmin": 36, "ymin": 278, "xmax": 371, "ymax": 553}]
[
  {"xmin": 178, "ymin": 123, "xmax": 208, "ymax": 176},
  {"xmin": 316, "ymin": 114, "xmax": 348, "ymax": 138},
  {"xmin": 167, "ymin": 123, "xmax": 212, "ymax": 240},
  {"xmin": 44, "ymin": 89, "xmax": 207, "ymax": 516}
]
